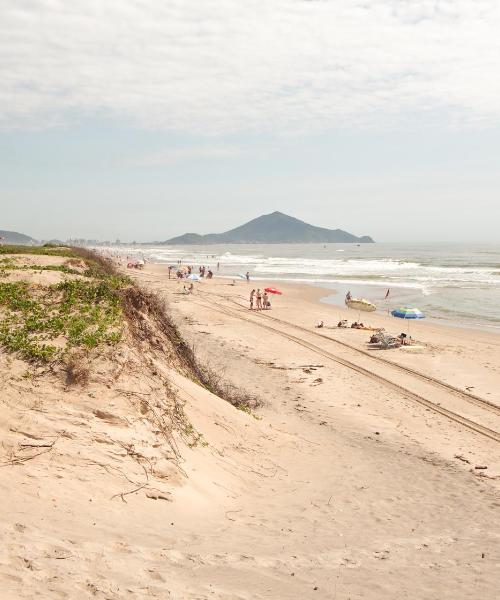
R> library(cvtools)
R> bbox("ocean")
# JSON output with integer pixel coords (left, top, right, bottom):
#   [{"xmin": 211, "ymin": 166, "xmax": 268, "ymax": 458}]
[{"xmin": 112, "ymin": 243, "xmax": 500, "ymax": 331}]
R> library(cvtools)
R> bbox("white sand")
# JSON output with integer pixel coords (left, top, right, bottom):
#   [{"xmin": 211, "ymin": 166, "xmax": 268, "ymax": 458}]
[{"xmin": 1, "ymin": 260, "xmax": 499, "ymax": 599}]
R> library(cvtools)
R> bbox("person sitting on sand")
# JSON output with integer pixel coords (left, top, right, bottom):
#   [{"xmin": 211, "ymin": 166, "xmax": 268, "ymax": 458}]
[
  {"xmin": 398, "ymin": 332, "xmax": 410, "ymax": 345},
  {"xmin": 316, "ymin": 320, "xmax": 324, "ymax": 328},
  {"xmin": 249, "ymin": 289, "xmax": 255, "ymax": 310}
]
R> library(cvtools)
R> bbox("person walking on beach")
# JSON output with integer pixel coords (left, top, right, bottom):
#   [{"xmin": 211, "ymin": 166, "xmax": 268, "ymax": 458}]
[
  {"xmin": 256, "ymin": 289, "xmax": 262, "ymax": 310},
  {"xmin": 246, "ymin": 271, "xmax": 250, "ymax": 282},
  {"xmin": 249, "ymin": 289, "xmax": 255, "ymax": 310}
]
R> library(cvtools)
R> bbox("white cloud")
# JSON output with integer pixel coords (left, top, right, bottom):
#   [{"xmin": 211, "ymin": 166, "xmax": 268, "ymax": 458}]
[{"xmin": 1, "ymin": 0, "xmax": 500, "ymax": 133}]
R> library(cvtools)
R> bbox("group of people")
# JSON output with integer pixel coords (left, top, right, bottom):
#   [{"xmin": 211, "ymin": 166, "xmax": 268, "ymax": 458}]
[
  {"xmin": 126, "ymin": 256, "xmax": 146, "ymax": 270},
  {"xmin": 249, "ymin": 289, "xmax": 271, "ymax": 310},
  {"xmin": 316, "ymin": 319, "xmax": 371, "ymax": 329},
  {"xmin": 197, "ymin": 265, "xmax": 214, "ymax": 278},
  {"xmin": 168, "ymin": 264, "xmax": 214, "ymax": 279}
]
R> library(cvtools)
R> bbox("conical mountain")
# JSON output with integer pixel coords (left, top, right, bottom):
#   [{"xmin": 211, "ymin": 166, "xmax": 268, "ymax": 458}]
[{"xmin": 164, "ymin": 211, "xmax": 373, "ymax": 244}]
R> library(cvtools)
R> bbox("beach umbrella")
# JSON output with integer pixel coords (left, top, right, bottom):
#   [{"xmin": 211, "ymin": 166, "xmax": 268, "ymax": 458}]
[
  {"xmin": 346, "ymin": 298, "xmax": 376, "ymax": 312},
  {"xmin": 264, "ymin": 287, "xmax": 282, "ymax": 295},
  {"xmin": 187, "ymin": 274, "xmax": 201, "ymax": 281},
  {"xmin": 391, "ymin": 307, "xmax": 425, "ymax": 334},
  {"xmin": 346, "ymin": 297, "xmax": 376, "ymax": 322}
]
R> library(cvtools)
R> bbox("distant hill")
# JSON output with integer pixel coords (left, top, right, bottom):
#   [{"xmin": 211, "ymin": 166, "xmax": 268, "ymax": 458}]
[
  {"xmin": 0, "ymin": 230, "xmax": 37, "ymax": 245},
  {"xmin": 164, "ymin": 212, "xmax": 374, "ymax": 245}
]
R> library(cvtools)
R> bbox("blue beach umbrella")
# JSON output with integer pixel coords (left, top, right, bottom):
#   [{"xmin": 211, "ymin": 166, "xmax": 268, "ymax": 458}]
[
  {"xmin": 391, "ymin": 307, "xmax": 425, "ymax": 334},
  {"xmin": 187, "ymin": 274, "xmax": 201, "ymax": 281}
]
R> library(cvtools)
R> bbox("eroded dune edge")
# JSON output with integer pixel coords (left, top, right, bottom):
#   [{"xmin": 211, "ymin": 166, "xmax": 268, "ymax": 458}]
[{"xmin": 1, "ymin": 247, "xmax": 499, "ymax": 600}]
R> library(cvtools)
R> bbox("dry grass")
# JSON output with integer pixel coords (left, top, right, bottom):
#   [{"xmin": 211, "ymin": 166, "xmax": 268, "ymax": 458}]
[
  {"xmin": 70, "ymin": 248, "xmax": 262, "ymax": 411},
  {"xmin": 195, "ymin": 362, "xmax": 263, "ymax": 412},
  {"xmin": 65, "ymin": 353, "xmax": 90, "ymax": 386}
]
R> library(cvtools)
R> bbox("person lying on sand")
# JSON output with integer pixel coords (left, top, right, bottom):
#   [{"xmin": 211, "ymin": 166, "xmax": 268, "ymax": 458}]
[{"xmin": 398, "ymin": 333, "xmax": 413, "ymax": 345}]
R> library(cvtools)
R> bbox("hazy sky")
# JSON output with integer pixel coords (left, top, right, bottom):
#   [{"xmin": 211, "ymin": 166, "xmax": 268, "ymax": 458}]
[{"xmin": 1, "ymin": 0, "xmax": 499, "ymax": 243}]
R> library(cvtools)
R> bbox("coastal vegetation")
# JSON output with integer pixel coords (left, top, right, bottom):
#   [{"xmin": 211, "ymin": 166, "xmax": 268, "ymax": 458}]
[
  {"xmin": 0, "ymin": 247, "xmax": 127, "ymax": 362},
  {"xmin": 0, "ymin": 244, "xmax": 260, "ymax": 411}
]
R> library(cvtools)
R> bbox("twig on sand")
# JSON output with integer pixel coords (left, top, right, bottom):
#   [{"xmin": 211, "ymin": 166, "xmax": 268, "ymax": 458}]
[
  {"xmin": 19, "ymin": 443, "xmax": 54, "ymax": 449},
  {"xmin": 111, "ymin": 483, "xmax": 149, "ymax": 503},
  {"xmin": 1, "ymin": 436, "xmax": 60, "ymax": 467}
]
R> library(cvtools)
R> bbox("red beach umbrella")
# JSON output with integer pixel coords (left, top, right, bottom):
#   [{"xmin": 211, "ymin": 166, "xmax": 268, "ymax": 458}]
[{"xmin": 264, "ymin": 287, "xmax": 282, "ymax": 295}]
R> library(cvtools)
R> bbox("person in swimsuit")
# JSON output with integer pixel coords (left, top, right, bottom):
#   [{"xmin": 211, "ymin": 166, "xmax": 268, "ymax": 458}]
[
  {"xmin": 263, "ymin": 292, "xmax": 269, "ymax": 309},
  {"xmin": 249, "ymin": 289, "xmax": 255, "ymax": 310},
  {"xmin": 256, "ymin": 289, "xmax": 262, "ymax": 310}
]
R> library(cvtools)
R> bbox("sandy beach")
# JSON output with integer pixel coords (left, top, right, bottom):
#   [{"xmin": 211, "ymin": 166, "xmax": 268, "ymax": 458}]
[{"xmin": 1, "ymin": 257, "xmax": 499, "ymax": 599}]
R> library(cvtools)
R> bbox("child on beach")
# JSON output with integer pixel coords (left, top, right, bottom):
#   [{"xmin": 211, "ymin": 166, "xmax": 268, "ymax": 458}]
[{"xmin": 250, "ymin": 289, "xmax": 255, "ymax": 310}]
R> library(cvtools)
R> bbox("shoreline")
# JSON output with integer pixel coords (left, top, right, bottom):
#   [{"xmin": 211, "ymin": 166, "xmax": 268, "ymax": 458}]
[
  {"xmin": 222, "ymin": 275, "xmax": 500, "ymax": 334},
  {"xmin": 104, "ymin": 240, "xmax": 500, "ymax": 333},
  {"xmin": 143, "ymin": 262, "xmax": 500, "ymax": 338},
  {"xmin": 129, "ymin": 262, "xmax": 500, "ymax": 409},
  {"xmin": 103, "ymin": 244, "xmax": 500, "ymax": 333}
]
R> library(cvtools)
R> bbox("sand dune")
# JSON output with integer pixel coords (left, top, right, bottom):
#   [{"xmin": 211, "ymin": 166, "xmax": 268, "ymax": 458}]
[{"xmin": 1, "ymin": 260, "xmax": 499, "ymax": 598}]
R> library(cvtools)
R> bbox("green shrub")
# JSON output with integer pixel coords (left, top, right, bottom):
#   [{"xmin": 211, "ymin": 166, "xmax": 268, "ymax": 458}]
[{"xmin": 0, "ymin": 268, "xmax": 127, "ymax": 362}]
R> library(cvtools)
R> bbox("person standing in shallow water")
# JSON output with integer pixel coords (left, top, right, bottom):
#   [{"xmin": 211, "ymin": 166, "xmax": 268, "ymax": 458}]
[
  {"xmin": 249, "ymin": 289, "xmax": 255, "ymax": 310},
  {"xmin": 246, "ymin": 271, "xmax": 250, "ymax": 282}
]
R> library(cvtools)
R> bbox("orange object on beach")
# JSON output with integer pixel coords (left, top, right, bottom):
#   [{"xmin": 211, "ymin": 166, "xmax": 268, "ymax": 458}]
[{"xmin": 264, "ymin": 287, "xmax": 282, "ymax": 295}]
